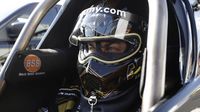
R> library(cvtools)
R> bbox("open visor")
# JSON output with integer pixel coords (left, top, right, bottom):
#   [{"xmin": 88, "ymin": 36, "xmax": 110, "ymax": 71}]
[{"xmin": 69, "ymin": 7, "xmax": 145, "ymax": 64}]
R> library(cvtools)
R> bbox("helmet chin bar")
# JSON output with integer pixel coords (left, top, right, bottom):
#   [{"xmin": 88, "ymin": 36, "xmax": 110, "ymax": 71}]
[{"xmin": 79, "ymin": 57, "xmax": 141, "ymax": 99}]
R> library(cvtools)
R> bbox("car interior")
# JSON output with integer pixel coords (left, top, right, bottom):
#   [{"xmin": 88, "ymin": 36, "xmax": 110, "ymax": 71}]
[{"xmin": 0, "ymin": 0, "xmax": 185, "ymax": 112}]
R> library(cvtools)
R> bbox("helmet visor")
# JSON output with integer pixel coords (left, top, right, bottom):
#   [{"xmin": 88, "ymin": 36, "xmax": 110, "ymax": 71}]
[{"xmin": 78, "ymin": 36, "xmax": 141, "ymax": 64}]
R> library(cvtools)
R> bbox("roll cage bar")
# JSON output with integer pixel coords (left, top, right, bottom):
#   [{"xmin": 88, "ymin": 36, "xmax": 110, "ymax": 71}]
[
  {"xmin": 141, "ymin": 0, "xmax": 168, "ymax": 111},
  {"xmin": 0, "ymin": 0, "xmax": 199, "ymax": 112}
]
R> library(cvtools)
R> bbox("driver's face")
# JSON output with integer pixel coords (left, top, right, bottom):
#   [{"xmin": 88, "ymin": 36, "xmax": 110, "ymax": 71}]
[{"xmin": 87, "ymin": 40, "xmax": 127, "ymax": 54}]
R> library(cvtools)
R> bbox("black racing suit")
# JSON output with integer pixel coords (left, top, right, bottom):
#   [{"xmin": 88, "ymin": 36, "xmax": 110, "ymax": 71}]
[{"xmin": 56, "ymin": 79, "xmax": 141, "ymax": 112}]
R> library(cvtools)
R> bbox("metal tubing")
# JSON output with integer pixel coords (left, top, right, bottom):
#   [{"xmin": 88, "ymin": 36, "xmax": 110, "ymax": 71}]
[
  {"xmin": 153, "ymin": 77, "xmax": 200, "ymax": 111},
  {"xmin": 0, "ymin": 0, "xmax": 60, "ymax": 79},
  {"xmin": 141, "ymin": 0, "xmax": 168, "ymax": 111}
]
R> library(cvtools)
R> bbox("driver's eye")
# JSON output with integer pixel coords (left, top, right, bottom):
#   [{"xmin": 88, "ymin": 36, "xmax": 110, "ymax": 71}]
[
  {"xmin": 100, "ymin": 41, "xmax": 127, "ymax": 53},
  {"xmin": 87, "ymin": 42, "xmax": 96, "ymax": 52}
]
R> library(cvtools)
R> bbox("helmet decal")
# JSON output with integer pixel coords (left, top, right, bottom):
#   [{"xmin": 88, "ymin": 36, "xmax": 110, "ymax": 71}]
[{"xmin": 82, "ymin": 7, "xmax": 127, "ymax": 18}]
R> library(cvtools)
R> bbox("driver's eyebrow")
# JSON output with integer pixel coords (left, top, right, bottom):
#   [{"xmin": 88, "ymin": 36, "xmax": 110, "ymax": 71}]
[{"xmin": 100, "ymin": 42, "xmax": 111, "ymax": 47}]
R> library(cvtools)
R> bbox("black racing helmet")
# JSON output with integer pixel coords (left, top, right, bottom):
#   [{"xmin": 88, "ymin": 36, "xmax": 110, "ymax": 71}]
[{"xmin": 69, "ymin": 0, "xmax": 148, "ymax": 98}]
